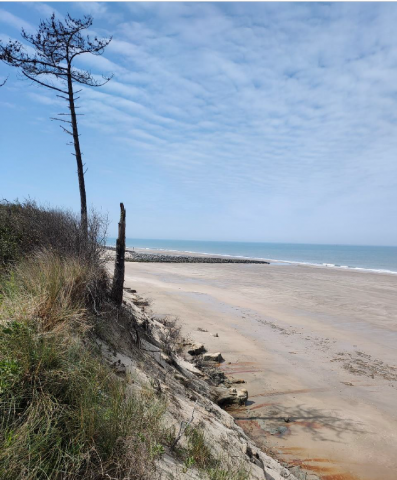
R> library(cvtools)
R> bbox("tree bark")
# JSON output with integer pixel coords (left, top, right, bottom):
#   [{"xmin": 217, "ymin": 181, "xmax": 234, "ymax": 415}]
[
  {"xmin": 111, "ymin": 202, "xmax": 126, "ymax": 307},
  {"xmin": 67, "ymin": 69, "xmax": 88, "ymax": 238}
]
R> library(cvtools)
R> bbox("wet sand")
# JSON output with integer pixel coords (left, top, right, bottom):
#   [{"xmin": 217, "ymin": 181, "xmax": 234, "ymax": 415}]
[{"xmin": 122, "ymin": 252, "xmax": 397, "ymax": 480}]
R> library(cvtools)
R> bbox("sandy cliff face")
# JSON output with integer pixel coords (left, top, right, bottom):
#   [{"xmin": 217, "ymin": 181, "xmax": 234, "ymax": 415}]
[{"xmin": 98, "ymin": 289, "xmax": 299, "ymax": 480}]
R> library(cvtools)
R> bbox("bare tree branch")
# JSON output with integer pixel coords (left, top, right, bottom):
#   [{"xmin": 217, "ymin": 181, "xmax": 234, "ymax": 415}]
[
  {"xmin": 51, "ymin": 117, "xmax": 72, "ymax": 124},
  {"xmin": 171, "ymin": 401, "xmax": 197, "ymax": 450},
  {"xmin": 22, "ymin": 71, "xmax": 68, "ymax": 94},
  {"xmin": 59, "ymin": 125, "xmax": 73, "ymax": 135}
]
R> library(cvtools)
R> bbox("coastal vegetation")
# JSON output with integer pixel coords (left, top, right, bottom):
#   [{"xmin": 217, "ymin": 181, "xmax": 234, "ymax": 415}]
[
  {"xmin": 0, "ymin": 201, "xmax": 253, "ymax": 479},
  {"xmin": 0, "ymin": 202, "xmax": 166, "ymax": 479}
]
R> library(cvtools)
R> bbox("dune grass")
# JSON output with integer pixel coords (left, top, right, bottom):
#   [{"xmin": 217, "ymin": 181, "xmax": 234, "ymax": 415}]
[
  {"xmin": 0, "ymin": 202, "xmax": 252, "ymax": 479},
  {"xmin": 0, "ymin": 250, "xmax": 167, "ymax": 480}
]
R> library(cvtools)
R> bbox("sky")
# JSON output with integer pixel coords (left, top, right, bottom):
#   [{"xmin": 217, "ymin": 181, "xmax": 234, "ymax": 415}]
[{"xmin": 1, "ymin": 2, "xmax": 397, "ymax": 246}]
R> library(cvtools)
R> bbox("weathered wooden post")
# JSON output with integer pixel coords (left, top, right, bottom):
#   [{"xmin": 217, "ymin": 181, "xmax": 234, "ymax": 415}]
[{"xmin": 111, "ymin": 203, "xmax": 126, "ymax": 307}]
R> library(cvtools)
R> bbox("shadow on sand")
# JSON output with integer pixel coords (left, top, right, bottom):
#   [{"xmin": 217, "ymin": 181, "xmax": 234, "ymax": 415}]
[{"xmin": 233, "ymin": 403, "xmax": 367, "ymax": 442}]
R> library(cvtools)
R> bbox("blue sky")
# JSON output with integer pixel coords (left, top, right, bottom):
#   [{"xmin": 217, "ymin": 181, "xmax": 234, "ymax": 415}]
[{"xmin": 1, "ymin": 2, "xmax": 397, "ymax": 246}]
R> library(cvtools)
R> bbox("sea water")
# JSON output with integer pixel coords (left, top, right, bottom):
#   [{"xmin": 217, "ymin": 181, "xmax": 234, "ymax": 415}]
[{"xmin": 106, "ymin": 238, "xmax": 397, "ymax": 274}]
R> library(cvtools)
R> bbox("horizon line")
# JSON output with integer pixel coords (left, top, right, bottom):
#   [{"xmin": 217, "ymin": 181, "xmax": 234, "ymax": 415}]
[{"xmin": 106, "ymin": 237, "xmax": 397, "ymax": 249}]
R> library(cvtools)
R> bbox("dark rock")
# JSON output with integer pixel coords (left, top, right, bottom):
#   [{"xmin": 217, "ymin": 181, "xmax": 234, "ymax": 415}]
[
  {"xmin": 124, "ymin": 287, "xmax": 137, "ymax": 293},
  {"xmin": 187, "ymin": 343, "xmax": 206, "ymax": 355},
  {"xmin": 241, "ymin": 443, "xmax": 252, "ymax": 457},
  {"xmin": 112, "ymin": 359, "xmax": 126, "ymax": 374},
  {"xmin": 174, "ymin": 373, "xmax": 189, "ymax": 386},
  {"xmin": 252, "ymin": 456, "xmax": 264, "ymax": 469}
]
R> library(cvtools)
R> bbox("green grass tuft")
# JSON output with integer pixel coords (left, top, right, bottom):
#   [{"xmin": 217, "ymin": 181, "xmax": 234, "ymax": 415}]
[
  {"xmin": 0, "ymin": 251, "xmax": 167, "ymax": 480},
  {"xmin": 178, "ymin": 426, "xmax": 250, "ymax": 480}
]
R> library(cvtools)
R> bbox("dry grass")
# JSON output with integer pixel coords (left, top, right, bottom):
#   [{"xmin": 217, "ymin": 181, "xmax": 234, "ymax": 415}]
[
  {"xmin": 154, "ymin": 315, "xmax": 184, "ymax": 354},
  {"xmin": 0, "ymin": 250, "xmax": 167, "ymax": 480},
  {"xmin": 1, "ymin": 249, "xmax": 109, "ymax": 332}
]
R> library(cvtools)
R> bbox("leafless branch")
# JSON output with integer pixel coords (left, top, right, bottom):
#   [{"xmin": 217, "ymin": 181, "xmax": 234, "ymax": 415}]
[
  {"xmin": 171, "ymin": 401, "xmax": 197, "ymax": 450},
  {"xmin": 59, "ymin": 124, "xmax": 73, "ymax": 135},
  {"xmin": 51, "ymin": 117, "xmax": 72, "ymax": 124},
  {"xmin": 22, "ymin": 71, "xmax": 68, "ymax": 94}
]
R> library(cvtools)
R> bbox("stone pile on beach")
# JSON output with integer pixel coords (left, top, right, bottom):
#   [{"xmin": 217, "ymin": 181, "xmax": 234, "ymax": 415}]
[
  {"xmin": 183, "ymin": 341, "xmax": 247, "ymax": 406},
  {"xmin": 126, "ymin": 251, "xmax": 269, "ymax": 264}
]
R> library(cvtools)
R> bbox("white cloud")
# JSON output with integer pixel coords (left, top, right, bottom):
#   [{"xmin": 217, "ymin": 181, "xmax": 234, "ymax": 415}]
[
  {"xmin": 0, "ymin": 8, "xmax": 34, "ymax": 32},
  {"xmin": 1, "ymin": 2, "xmax": 397, "ymax": 244},
  {"xmin": 75, "ymin": 2, "xmax": 108, "ymax": 18},
  {"xmin": 27, "ymin": 2, "xmax": 64, "ymax": 20}
]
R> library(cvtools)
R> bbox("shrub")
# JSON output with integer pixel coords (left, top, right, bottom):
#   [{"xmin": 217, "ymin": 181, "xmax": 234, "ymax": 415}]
[
  {"xmin": 155, "ymin": 315, "xmax": 184, "ymax": 354},
  {"xmin": 0, "ymin": 199, "xmax": 107, "ymax": 267}
]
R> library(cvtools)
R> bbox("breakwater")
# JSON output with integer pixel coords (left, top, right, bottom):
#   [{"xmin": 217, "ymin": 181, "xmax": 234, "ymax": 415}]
[{"xmin": 105, "ymin": 247, "xmax": 269, "ymax": 264}]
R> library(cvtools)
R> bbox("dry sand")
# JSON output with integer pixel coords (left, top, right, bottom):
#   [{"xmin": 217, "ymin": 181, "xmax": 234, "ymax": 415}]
[{"xmin": 123, "ymin": 251, "xmax": 397, "ymax": 480}]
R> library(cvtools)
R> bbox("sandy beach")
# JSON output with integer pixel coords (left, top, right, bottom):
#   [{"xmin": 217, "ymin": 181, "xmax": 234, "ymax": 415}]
[{"xmin": 122, "ymin": 250, "xmax": 397, "ymax": 480}]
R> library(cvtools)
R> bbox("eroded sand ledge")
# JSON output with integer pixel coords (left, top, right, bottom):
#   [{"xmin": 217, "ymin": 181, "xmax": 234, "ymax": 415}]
[{"xmin": 122, "ymin": 248, "xmax": 397, "ymax": 480}]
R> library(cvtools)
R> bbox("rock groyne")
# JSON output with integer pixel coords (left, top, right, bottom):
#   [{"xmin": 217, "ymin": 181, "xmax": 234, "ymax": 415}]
[{"xmin": 105, "ymin": 247, "xmax": 269, "ymax": 264}]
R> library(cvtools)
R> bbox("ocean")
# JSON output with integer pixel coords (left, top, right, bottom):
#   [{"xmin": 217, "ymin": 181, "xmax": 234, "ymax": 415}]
[{"xmin": 106, "ymin": 238, "xmax": 397, "ymax": 275}]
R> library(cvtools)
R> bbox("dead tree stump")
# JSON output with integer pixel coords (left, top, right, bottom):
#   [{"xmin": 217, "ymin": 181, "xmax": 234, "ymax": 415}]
[{"xmin": 111, "ymin": 203, "xmax": 126, "ymax": 307}]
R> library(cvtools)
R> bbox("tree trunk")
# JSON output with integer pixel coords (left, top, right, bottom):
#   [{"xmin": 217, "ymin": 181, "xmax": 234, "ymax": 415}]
[
  {"xmin": 111, "ymin": 203, "xmax": 126, "ymax": 307},
  {"xmin": 67, "ymin": 70, "xmax": 88, "ymax": 238}
]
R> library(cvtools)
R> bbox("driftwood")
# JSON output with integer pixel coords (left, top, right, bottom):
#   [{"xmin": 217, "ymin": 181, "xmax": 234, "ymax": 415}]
[{"xmin": 111, "ymin": 203, "xmax": 126, "ymax": 307}]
